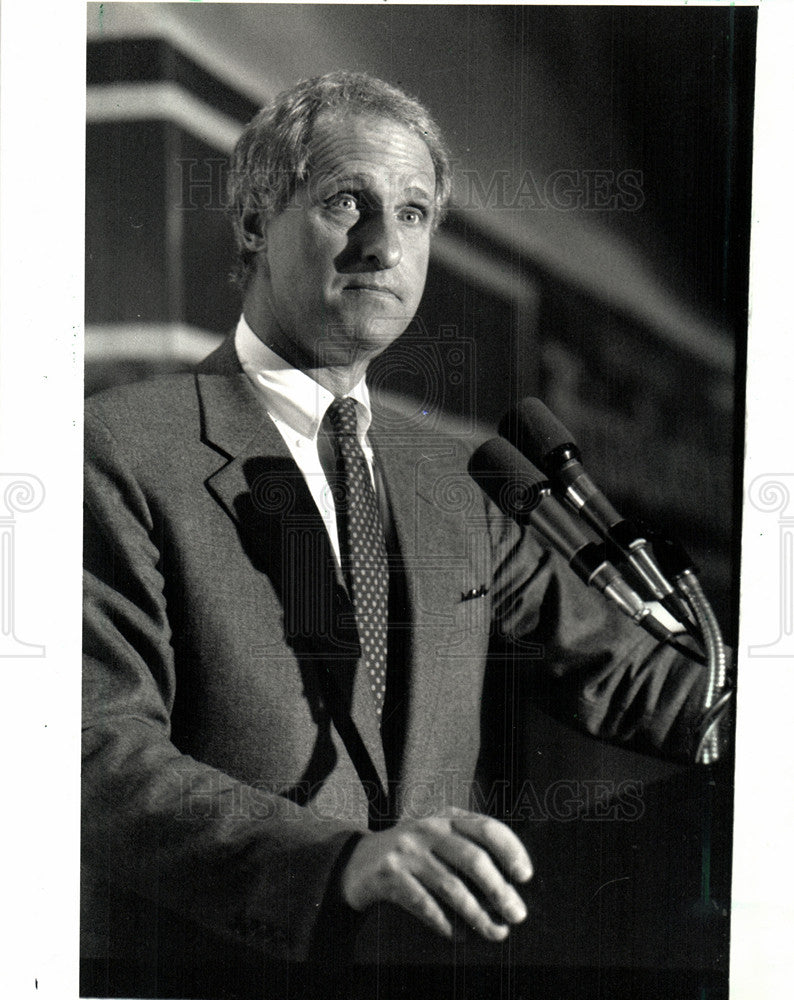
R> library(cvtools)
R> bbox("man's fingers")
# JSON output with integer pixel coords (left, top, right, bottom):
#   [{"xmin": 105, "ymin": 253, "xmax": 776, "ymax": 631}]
[
  {"xmin": 416, "ymin": 853, "xmax": 509, "ymax": 942},
  {"xmin": 341, "ymin": 815, "xmax": 532, "ymax": 944},
  {"xmin": 450, "ymin": 811, "xmax": 533, "ymax": 883},
  {"xmin": 431, "ymin": 829, "xmax": 527, "ymax": 927},
  {"xmin": 386, "ymin": 869, "xmax": 454, "ymax": 940}
]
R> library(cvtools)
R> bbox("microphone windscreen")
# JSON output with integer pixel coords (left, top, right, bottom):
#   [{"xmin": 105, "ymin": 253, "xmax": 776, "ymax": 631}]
[
  {"xmin": 498, "ymin": 397, "xmax": 575, "ymax": 467},
  {"xmin": 468, "ymin": 438, "xmax": 547, "ymax": 524}
]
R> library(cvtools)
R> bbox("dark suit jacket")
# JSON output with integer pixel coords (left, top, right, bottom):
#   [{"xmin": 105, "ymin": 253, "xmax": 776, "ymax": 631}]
[{"xmin": 82, "ymin": 336, "xmax": 708, "ymax": 973}]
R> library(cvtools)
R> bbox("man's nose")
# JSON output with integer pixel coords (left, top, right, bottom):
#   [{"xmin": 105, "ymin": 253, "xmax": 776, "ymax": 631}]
[{"xmin": 358, "ymin": 213, "xmax": 402, "ymax": 270}]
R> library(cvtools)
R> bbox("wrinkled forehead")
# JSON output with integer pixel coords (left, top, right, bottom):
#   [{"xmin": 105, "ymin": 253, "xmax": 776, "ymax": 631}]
[{"xmin": 303, "ymin": 111, "xmax": 437, "ymax": 202}]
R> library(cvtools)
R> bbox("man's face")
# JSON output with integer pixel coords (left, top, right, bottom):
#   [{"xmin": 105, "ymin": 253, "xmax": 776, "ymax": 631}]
[{"xmin": 259, "ymin": 112, "xmax": 437, "ymax": 369}]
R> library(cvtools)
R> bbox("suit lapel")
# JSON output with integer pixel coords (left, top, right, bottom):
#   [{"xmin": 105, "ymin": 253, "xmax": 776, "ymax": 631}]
[
  {"xmin": 195, "ymin": 341, "xmax": 390, "ymax": 796},
  {"xmin": 370, "ymin": 415, "xmax": 472, "ymax": 788},
  {"xmin": 198, "ymin": 367, "xmax": 293, "ymax": 521}
]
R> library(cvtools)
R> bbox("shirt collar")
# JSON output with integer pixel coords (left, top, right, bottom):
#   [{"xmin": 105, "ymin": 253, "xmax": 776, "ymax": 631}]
[{"xmin": 234, "ymin": 314, "xmax": 372, "ymax": 442}]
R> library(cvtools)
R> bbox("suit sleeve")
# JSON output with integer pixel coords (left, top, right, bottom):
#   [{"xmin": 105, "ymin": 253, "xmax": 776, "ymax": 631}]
[
  {"xmin": 82, "ymin": 408, "xmax": 361, "ymax": 962},
  {"xmin": 486, "ymin": 504, "xmax": 715, "ymax": 761}
]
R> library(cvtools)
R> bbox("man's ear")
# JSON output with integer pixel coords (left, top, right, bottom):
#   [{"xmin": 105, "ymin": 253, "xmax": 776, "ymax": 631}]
[{"xmin": 239, "ymin": 208, "xmax": 267, "ymax": 254}]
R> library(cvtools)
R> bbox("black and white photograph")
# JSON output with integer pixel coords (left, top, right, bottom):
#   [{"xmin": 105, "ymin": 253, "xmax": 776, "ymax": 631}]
[
  {"xmin": 3, "ymin": 2, "xmax": 793, "ymax": 1000},
  {"xmin": 81, "ymin": 3, "xmax": 751, "ymax": 998}
]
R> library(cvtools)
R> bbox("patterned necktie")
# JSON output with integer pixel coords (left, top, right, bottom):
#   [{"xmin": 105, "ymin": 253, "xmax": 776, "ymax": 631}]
[{"xmin": 327, "ymin": 397, "xmax": 389, "ymax": 720}]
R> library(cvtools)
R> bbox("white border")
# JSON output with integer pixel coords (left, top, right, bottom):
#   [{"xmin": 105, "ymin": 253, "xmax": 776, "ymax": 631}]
[
  {"xmin": 732, "ymin": 2, "xmax": 794, "ymax": 997},
  {"xmin": 0, "ymin": 1, "xmax": 84, "ymax": 996},
  {"xmin": 0, "ymin": 2, "xmax": 788, "ymax": 997}
]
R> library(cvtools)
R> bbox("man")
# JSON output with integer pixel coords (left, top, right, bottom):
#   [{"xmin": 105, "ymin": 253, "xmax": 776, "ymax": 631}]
[{"xmin": 82, "ymin": 72, "xmax": 715, "ymax": 996}]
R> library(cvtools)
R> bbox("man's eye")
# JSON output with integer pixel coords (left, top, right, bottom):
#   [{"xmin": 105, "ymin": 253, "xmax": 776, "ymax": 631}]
[
  {"xmin": 398, "ymin": 206, "xmax": 427, "ymax": 225},
  {"xmin": 326, "ymin": 193, "xmax": 359, "ymax": 212}
]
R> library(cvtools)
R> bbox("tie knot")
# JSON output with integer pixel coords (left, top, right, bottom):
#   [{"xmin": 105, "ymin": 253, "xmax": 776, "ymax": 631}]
[{"xmin": 327, "ymin": 397, "xmax": 358, "ymax": 437}]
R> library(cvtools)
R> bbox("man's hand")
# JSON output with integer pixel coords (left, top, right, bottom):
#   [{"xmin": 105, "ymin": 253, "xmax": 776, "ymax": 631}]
[{"xmin": 340, "ymin": 808, "xmax": 532, "ymax": 941}]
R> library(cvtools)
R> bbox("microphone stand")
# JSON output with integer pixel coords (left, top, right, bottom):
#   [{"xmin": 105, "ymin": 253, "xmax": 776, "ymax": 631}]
[{"xmin": 645, "ymin": 531, "xmax": 731, "ymax": 765}]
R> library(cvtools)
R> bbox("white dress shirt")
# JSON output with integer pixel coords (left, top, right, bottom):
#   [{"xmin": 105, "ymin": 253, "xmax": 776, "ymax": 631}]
[{"xmin": 234, "ymin": 314, "xmax": 376, "ymax": 564}]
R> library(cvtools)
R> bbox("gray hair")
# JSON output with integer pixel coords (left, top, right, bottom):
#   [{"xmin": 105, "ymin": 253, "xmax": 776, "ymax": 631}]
[{"xmin": 227, "ymin": 71, "xmax": 453, "ymax": 289}]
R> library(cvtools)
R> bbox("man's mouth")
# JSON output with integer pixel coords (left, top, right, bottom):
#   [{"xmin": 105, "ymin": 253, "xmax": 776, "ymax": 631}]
[{"xmin": 343, "ymin": 282, "xmax": 400, "ymax": 300}]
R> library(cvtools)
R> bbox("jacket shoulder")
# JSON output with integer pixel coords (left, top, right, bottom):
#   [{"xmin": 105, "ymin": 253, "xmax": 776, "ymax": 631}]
[
  {"xmin": 86, "ymin": 373, "xmax": 201, "ymax": 438},
  {"xmin": 85, "ymin": 331, "xmax": 237, "ymax": 421}
]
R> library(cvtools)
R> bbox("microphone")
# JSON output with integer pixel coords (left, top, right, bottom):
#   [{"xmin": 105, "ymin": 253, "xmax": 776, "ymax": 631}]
[
  {"xmin": 498, "ymin": 398, "xmax": 692, "ymax": 627},
  {"xmin": 468, "ymin": 438, "xmax": 672, "ymax": 642}
]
